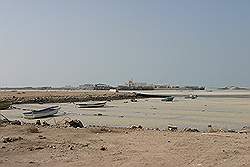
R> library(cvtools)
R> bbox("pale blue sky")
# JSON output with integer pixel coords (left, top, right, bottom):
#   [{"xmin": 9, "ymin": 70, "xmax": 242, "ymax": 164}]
[{"xmin": 0, "ymin": 0, "xmax": 249, "ymax": 87}]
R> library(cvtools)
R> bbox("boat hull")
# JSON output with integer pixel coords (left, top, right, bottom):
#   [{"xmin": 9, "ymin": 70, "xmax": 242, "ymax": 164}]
[
  {"xmin": 136, "ymin": 93, "xmax": 173, "ymax": 98},
  {"xmin": 161, "ymin": 96, "xmax": 175, "ymax": 102},
  {"xmin": 185, "ymin": 95, "xmax": 198, "ymax": 99},
  {"xmin": 23, "ymin": 106, "xmax": 60, "ymax": 119},
  {"xmin": 76, "ymin": 101, "xmax": 106, "ymax": 108}
]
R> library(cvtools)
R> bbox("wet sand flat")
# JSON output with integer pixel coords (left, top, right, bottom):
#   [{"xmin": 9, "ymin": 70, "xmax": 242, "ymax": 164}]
[
  {"xmin": 2, "ymin": 96, "xmax": 250, "ymax": 131},
  {"xmin": 131, "ymin": 89, "xmax": 250, "ymax": 98}
]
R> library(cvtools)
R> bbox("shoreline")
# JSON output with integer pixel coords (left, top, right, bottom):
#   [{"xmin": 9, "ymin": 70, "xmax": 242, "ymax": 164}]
[
  {"xmin": 1, "ymin": 89, "xmax": 250, "ymax": 105},
  {"xmin": 1, "ymin": 90, "xmax": 250, "ymax": 131},
  {"xmin": 133, "ymin": 89, "xmax": 250, "ymax": 98}
]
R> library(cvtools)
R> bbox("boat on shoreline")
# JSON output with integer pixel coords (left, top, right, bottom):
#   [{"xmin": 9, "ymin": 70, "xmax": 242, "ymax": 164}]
[
  {"xmin": 76, "ymin": 101, "xmax": 107, "ymax": 108},
  {"xmin": 161, "ymin": 96, "xmax": 175, "ymax": 102},
  {"xmin": 185, "ymin": 94, "xmax": 198, "ymax": 99},
  {"xmin": 136, "ymin": 92, "xmax": 174, "ymax": 98},
  {"xmin": 23, "ymin": 106, "xmax": 60, "ymax": 119}
]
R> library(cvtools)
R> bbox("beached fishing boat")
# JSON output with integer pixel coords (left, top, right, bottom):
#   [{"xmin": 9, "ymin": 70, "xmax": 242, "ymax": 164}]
[
  {"xmin": 23, "ymin": 106, "xmax": 60, "ymax": 119},
  {"xmin": 185, "ymin": 94, "xmax": 198, "ymax": 99},
  {"xmin": 136, "ymin": 92, "xmax": 173, "ymax": 98},
  {"xmin": 76, "ymin": 101, "xmax": 107, "ymax": 108},
  {"xmin": 161, "ymin": 96, "xmax": 175, "ymax": 102}
]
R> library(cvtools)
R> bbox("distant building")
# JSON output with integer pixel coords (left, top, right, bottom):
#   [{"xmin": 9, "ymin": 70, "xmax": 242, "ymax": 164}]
[
  {"xmin": 118, "ymin": 80, "xmax": 154, "ymax": 90},
  {"xmin": 127, "ymin": 80, "xmax": 147, "ymax": 87},
  {"xmin": 79, "ymin": 84, "xmax": 94, "ymax": 90},
  {"xmin": 94, "ymin": 84, "xmax": 111, "ymax": 90}
]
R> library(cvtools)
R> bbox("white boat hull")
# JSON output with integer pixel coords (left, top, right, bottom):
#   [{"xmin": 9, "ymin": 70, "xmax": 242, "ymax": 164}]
[
  {"xmin": 23, "ymin": 106, "xmax": 60, "ymax": 119},
  {"xmin": 76, "ymin": 101, "xmax": 106, "ymax": 108}
]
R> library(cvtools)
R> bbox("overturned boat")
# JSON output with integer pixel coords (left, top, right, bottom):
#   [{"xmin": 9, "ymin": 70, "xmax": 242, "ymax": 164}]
[
  {"xmin": 23, "ymin": 105, "xmax": 60, "ymax": 119},
  {"xmin": 76, "ymin": 101, "xmax": 107, "ymax": 108}
]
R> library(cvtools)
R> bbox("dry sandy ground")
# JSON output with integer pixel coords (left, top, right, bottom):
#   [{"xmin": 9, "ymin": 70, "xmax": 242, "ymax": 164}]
[{"xmin": 0, "ymin": 125, "xmax": 249, "ymax": 167}]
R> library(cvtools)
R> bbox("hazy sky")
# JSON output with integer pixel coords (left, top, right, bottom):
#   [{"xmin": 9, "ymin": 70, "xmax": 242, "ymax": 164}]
[{"xmin": 0, "ymin": 0, "xmax": 250, "ymax": 87}]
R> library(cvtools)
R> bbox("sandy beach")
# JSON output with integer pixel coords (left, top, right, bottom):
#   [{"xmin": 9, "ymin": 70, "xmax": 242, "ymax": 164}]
[
  {"xmin": 0, "ymin": 125, "xmax": 249, "ymax": 167},
  {"xmin": 1, "ymin": 90, "xmax": 250, "ymax": 167}
]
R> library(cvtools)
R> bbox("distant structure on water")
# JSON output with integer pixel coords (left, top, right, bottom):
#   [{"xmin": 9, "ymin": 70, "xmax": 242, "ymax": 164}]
[
  {"xmin": 79, "ymin": 84, "xmax": 95, "ymax": 90},
  {"xmin": 0, "ymin": 81, "xmax": 207, "ymax": 91},
  {"xmin": 78, "ymin": 83, "xmax": 112, "ymax": 90},
  {"xmin": 117, "ymin": 80, "xmax": 205, "ymax": 91},
  {"xmin": 94, "ymin": 84, "xmax": 112, "ymax": 90},
  {"xmin": 118, "ymin": 80, "xmax": 154, "ymax": 90}
]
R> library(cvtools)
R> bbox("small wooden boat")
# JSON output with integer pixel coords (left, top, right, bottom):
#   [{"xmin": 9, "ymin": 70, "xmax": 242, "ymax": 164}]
[
  {"xmin": 76, "ymin": 101, "xmax": 107, "ymax": 108},
  {"xmin": 23, "ymin": 106, "xmax": 60, "ymax": 119},
  {"xmin": 161, "ymin": 96, "xmax": 175, "ymax": 102}
]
